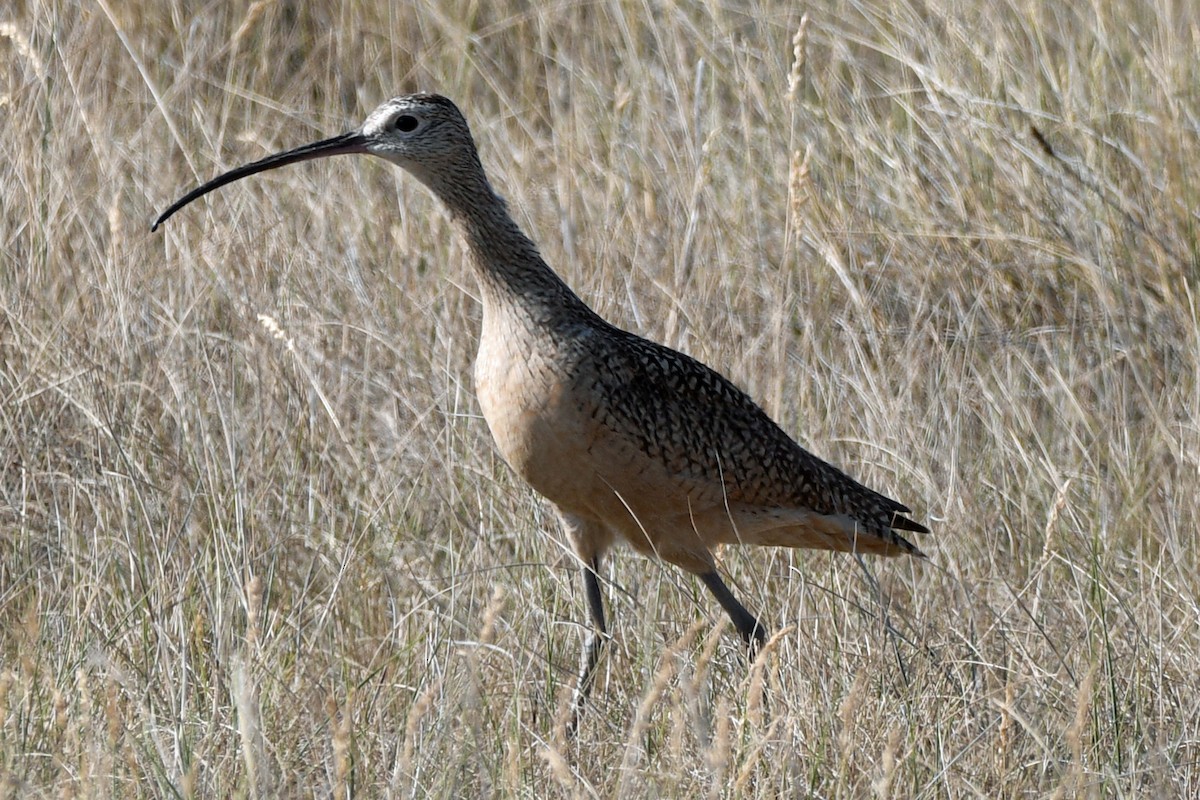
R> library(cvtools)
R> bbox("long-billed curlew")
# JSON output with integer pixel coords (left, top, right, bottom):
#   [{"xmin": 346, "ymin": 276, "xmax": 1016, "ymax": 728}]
[{"xmin": 153, "ymin": 93, "xmax": 928, "ymax": 724}]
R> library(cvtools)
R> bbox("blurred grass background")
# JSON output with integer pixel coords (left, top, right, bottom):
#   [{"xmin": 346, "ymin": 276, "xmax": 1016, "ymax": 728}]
[{"xmin": 2, "ymin": 0, "xmax": 1198, "ymax": 796}]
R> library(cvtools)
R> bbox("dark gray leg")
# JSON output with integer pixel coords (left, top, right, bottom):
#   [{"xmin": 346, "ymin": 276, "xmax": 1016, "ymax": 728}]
[
  {"xmin": 700, "ymin": 570, "xmax": 766, "ymax": 653},
  {"xmin": 568, "ymin": 556, "xmax": 607, "ymax": 734}
]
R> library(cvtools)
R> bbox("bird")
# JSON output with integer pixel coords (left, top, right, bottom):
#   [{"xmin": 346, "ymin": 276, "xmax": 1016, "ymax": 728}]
[{"xmin": 152, "ymin": 92, "xmax": 928, "ymax": 726}]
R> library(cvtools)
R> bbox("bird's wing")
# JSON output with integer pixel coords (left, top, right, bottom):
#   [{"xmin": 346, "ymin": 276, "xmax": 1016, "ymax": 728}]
[{"xmin": 584, "ymin": 328, "xmax": 928, "ymax": 539}]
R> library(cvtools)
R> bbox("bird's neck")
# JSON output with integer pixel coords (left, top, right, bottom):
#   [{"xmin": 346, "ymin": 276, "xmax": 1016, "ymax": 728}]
[{"xmin": 435, "ymin": 177, "xmax": 593, "ymax": 323}]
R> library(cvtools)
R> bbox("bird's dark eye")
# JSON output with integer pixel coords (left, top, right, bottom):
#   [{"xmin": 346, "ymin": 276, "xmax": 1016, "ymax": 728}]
[{"xmin": 394, "ymin": 114, "xmax": 419, "ymax": 132}]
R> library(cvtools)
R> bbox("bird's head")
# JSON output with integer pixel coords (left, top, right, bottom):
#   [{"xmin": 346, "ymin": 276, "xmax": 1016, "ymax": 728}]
[
  {"xmin": 151, "ymin": 93, "xmax": 482, "ymax": 231},
  {"xmin": 359, "ymin": 94, "xmax": 480, "ymax": 179}
]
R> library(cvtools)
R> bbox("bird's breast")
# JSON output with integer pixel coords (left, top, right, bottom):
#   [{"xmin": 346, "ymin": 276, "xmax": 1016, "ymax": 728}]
[{"xmin": 474, "ymin": 309, "xmax": 599, "ymax": 510}]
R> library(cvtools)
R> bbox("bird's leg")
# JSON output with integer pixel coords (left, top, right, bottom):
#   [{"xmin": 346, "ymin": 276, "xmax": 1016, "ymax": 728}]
[
  {"xmin": 567, "ymin": 555, "xmax": 607, "ymax": 734},
  {"xmin": 579, "ymin": 556, "xmax": 608, "ymax": 695},
  {"xmin": 700, "ymin": 570, "xmax": 766, "ymax": 656},
  {"xmin": 701, "ymin": 570, "xmax": 772, "ymax": 721}
]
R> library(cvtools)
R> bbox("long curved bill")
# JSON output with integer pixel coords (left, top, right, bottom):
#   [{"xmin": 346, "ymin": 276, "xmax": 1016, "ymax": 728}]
[{"xmin": 151, "ymin": 130, "xmax": 369, "ymax": 231}]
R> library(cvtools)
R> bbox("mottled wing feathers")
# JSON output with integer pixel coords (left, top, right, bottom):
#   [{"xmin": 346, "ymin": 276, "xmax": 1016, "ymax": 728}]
[{"xmin": 588, "ymin": 326, "xmax": 927, "ymax": 544}]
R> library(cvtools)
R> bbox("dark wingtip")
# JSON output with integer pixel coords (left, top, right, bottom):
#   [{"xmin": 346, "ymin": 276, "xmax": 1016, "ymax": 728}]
[
  {"xmin": 881, "ymin": 531, "xmax": 927, "ymax": 559},
  {"xmin": 891, "ymin": 514, "xmax": 930, "ymax": 535},
  {"xmin": 896, "ymin": 531, "xmax": 928, "ymax": 558}
]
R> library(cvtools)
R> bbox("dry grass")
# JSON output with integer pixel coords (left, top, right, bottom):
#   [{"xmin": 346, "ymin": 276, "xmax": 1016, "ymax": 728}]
[{"xmin": 2, "ymin": 0, "xmax": 1199, "ymax": 796}]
